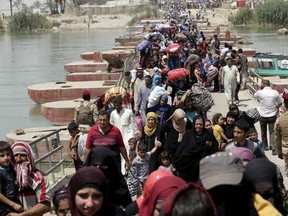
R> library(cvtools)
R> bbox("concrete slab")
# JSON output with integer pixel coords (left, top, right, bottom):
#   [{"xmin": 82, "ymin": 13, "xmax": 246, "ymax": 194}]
[{"xmin": 28, "ymin": 80, "xmax": 116, "ymax": 104}]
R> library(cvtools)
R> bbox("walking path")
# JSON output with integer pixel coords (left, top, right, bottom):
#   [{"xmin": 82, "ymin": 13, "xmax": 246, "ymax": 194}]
[
  {"xmin": 208, "ymin": 88, "xmax": 288, "ymax": 188},
  {"xmin": 43, "ymin": 88, "xmax": 288, "ymax": 216}
]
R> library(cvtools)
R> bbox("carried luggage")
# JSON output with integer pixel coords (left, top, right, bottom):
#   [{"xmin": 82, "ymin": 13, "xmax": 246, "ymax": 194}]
[
  {"xmin": 165, "ymin": 43, "xmax": 181, "ymax": 53},
  {"xmin": 136, "ymin": 40, "xmax": 149, "ymax": 51},
  {"xmin": 167, "ymin": 68, "xmax": 187, "ymax": 82},
  {"xmin": 188, "ymin": 83, "xmax": 214, "ymax": 112},
  {"xmin": 104, "ymin": 86, "xmax": 127, "ymax": 104},
  {"xmin": 147, "ymin": 86, "xmax": 168, "ymax": 108}
]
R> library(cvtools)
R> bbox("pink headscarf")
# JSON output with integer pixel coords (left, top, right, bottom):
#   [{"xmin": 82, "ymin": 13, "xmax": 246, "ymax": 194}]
[
  {"xmin": 139, "ymin": 175, "xmax": 186, "ymax": 216},
  {"xmin": 11, "ymin": 141, "xmax": 43, "ymax": 190},
  {"xmin": 167, "ymin": 108, "xmax": 187, "ymax": 142}
]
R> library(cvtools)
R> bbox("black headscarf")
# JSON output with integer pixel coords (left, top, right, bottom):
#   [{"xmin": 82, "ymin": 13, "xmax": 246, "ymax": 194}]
[
  {"xmin": 173, "ymin": 115, "xmax": 218, "ymax": 182},
  {"xmin": 245, "ymin": 159, "xmax": 287, "ymax": 215},
  {"xmin": 84, "ymin": 146, "xmax": 132, "ymax": 207},
  {"xmin": 208, "ymin": 178, "xmax": 258, "ymax": 216},
  {"xmin": 69, "ymin": 167, "xmax": 107, "ymax": 216}
]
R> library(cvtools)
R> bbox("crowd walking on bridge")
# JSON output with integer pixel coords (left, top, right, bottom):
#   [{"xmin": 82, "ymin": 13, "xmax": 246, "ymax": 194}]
[{"xmin": 1, "ymin": 1, "xmax": 288, "ymax": 216}]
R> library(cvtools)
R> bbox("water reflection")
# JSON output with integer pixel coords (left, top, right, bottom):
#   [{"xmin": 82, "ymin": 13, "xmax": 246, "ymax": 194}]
[
  {"xmin": 29, "ymin": 105, "xmax": 42, "ymax": 117},
  {"xmin": 232, "ymin": 26, "xmax": 288, "ymax": 53}
]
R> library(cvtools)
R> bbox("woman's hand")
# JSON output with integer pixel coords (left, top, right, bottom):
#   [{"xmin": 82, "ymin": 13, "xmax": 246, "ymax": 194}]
[
  {"xmin": 205, "ymin": 141, "xmax": 212, "ymax": 147},
  {"xmin": 155, "ymin": 141, "xmax": 162, "ymax": 148}
]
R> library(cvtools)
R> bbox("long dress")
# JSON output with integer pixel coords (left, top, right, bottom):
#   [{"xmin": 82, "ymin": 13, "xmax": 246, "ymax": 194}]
[
  {"xmin": 157, "ymin": 120, "xmax": 192, "ymax": 160},
  {"xmin": 140, "ymin": 125, "xmax": 161, "ymax": 173},
  {"xmin": 173, "ymin": 116, "xmax": 218, "ymax": 182}
]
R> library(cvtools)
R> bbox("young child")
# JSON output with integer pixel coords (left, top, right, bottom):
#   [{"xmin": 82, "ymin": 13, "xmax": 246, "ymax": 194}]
[
  {"xmin": 248, "ymin": 128, "xmax": 263, "ymax": 149},
  {"xmin": 224, "ymin": 111, "xmax": 237, "ymax": 140},
  {"xmin": 132, "ymin": 141, "xmax": 160, "ymax": 181},
  {"xmin": 213, "ymin": 113, "xmax": 231, "ymax": 150},
  {"xmin": 158, "ymin": 151, "xmax": 172, "ymax": 173},
  {"xmin": 128, "ymin": 137, "xmax": 137, "ymax": 163},
  {"xmin": 205, "ymin": 119, "xmax": 213, "ymax": 132},
  {"xmin": 0, "ymin": 141, "xmax": 23, "ymax": 215},
  {"xmin": 68, "ymin": 121, "xmax": 87, "ymax": 171},
  {"xmin": 52, "ymin": 186, "xmax": 69, "ymax": 216}
]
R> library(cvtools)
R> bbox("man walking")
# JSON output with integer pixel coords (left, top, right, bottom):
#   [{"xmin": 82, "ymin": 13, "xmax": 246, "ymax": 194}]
[
  {"xmin": 254, "ymin": 80, "xmax": 282, "ymax": 154},
  {"xmin": 135, "ymin": 75, "xmax": 153, "ymax": 125},
  {"xmin": 74, "ymin": 89, "xmax": 98, "ymax": 127},
  {"xmin": 221, "ymin": 57, "xmax": 240, "ymax": 105},
  {"xmin": 276, "ymin": 93, "xmax": 288, "ymax": 176},
  {"xmin": 110, "ymin": 96, "xmax": 139, "ymax": 173},
  {"xmin": 84, "ymin": 110, "xmax": 130, "ymax": 172}
]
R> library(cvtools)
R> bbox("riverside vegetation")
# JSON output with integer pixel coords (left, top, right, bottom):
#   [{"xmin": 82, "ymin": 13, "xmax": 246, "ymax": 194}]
[
  {"xmin": 8, "ymin": 12, "xmax": 52, "ymax": 33},
  {"xmin": 1, "ymin": 3, "xmax": 159, "ymax": 34},
  {"xmin": 229, "ymin": 0, "xmax": 288, "ymax": 26}
]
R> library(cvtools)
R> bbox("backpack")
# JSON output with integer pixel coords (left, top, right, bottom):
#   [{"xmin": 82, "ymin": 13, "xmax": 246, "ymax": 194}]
[{"xmin": 76, "ymin": 102, "xmax": 94, "ymax": 126}]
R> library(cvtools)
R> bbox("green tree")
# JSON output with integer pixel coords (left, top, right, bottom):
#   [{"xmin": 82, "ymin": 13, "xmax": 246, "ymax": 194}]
[
  {"xmin": 8, "ymin": 11, "xmax": 52, "ymax": 33},
  {"xmin": 228, "ymin": 7, "xmax": 254, "ymax": 25},
  {"xmin": 255, "ymin": 0, "xmax": 288, "ymax": 25}
]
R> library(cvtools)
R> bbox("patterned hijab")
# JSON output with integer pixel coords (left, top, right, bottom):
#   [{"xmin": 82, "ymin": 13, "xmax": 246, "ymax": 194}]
[
  {"xmin": 11, "ymin": 141, "xmax": 42, "ymax": 190},
  {"xmin": 167, "ymin": 108, "xmax": 187, "ymax": 142},
  {"xmin": 144, "ymin": 112, "xmax": 158, "ymax": 137}
]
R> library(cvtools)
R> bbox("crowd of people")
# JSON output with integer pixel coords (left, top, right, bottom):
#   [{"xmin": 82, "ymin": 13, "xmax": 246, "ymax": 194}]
[{"xmin": 1, "ymin": 3, "xmax": 288, "ymax": 216}]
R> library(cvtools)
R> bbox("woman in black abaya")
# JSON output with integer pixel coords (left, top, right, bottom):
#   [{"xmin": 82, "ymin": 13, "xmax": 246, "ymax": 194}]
[
  {"xmin": 84, "ymin": 146, "xmax": 132, "ymax": 207},
  {"xmin": 172, "ymin": 115, "xmax": 218, "ymax": 182}
]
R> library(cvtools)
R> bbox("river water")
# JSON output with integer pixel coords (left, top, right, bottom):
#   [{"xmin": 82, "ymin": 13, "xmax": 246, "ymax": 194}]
[
  {"xmin": 0, "ymin": 26, "xmax": 287, "ymax": 139},
  {"xmin": 0, "ymin": 29, "xmax": 126, "ymax": 139}
]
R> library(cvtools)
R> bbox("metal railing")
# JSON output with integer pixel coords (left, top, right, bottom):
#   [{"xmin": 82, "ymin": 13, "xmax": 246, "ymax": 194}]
[
  {"xmin": 28, "ymin": 128, "xmax": 72, "ymax": 190},
  {"xmin": 28, "ymin": 52, "xmax": 139, "ymax": 193},
  {"xmin": 246, "ymin": 69, "xmax": 264, "ymax": 99},
  {"xmin": 117, "ymin": 51, "xmax": 139, "ymax": 87}
]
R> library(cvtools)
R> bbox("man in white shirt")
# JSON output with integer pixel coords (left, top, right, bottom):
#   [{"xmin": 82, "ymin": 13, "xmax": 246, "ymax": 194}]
[
  {"xmin": 221, "ymin": 57, "xmax": 240, "ymax": 105},
  {"xmin": 133, "ymin": 68, "xmax": 145, "ymax": 113},
  {"xmin": 110, "ymin": 95, "xmax": 139, "ymax": 173},
  {"xmin": 254, "ymin": 80, "xmax": 282, "ymax": 154}
]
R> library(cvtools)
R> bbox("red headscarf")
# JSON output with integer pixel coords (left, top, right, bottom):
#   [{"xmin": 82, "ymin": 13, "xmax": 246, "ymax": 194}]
[
  {"xmin": 139, "ymin": 175, "xmax": 186, "ymax": 216},
  {"xmin": 11, "ymin": 141, "xmax": 43, "ymax": 190},
  {"xmin": 162, "ymin": 182, "xmax": 217, "ymax": 216},
  {"xmin": 136, "ymin": 170, "xmax": 173, "ymax": 208}
]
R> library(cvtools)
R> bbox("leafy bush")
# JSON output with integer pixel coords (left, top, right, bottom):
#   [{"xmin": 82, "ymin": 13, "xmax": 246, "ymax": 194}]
[
  {"xmin": 228, "ymin": 7, "xmax": 254, "ymax": 25},
  {"xmin": 8, "ymin": 12, "xmax": 52, "ymax": 33},
  {"xmin": 127, "ymin": 6, "xmax": 161, "ymax": 26},
  {"xmin": 255, "ymin": 0, "xmax": 288, "ymax": 26}
]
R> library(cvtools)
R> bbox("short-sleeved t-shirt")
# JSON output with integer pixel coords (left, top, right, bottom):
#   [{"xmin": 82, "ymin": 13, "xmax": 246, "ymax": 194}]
[
  {"xmin": 213, "ymin": 124, "xmax": 224, "ymax": 144},
  {"xmin": 86, "ymin": 124, "xmax": 125, "ymax": 149},
  {"xmin": 132, "ymin": 153, "xmax": 150, "ymax": 180}
]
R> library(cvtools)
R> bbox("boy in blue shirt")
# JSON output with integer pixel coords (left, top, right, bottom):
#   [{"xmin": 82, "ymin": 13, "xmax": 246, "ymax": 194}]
[
  {"xmin": 0, "ymin": 141, "xmax": 23, "ymax": 215},
  {"xmin": 248, "ymin": 127, "xmax": 263, "ymax": 150}
]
